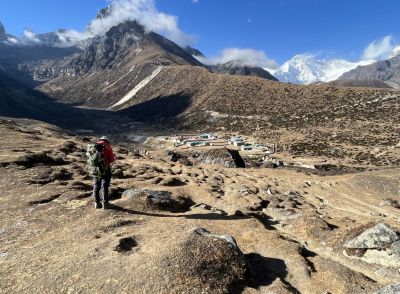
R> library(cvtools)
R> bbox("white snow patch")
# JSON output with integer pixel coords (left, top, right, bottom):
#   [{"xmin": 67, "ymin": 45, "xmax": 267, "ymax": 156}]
[
  {"xmin": 127, "ymin": 134, "xmax": 147, "ymax": 142},
  {"xmin": 389, "ymin": 46, "xmax": 400, "ymax": 58},
  {"xmin": 102, "ymin": 66, "xmax": 136, "ymax": 92},
  {"xmin": 109, "ymin": 66, "xmax": 163, "ymax": 109},
  {"xmin": 7, "ymin": 36, "xmax": 19, "ymax": 44}
]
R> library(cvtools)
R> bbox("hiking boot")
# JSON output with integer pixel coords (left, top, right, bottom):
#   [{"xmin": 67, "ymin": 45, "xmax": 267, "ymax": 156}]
[
  {"xmin": 103, "ymin": 202, "xmax": 111, "ymax": 210},
  {"xmin": 95, "ymin": 202, "xmax": 102, "ymax": 209}
]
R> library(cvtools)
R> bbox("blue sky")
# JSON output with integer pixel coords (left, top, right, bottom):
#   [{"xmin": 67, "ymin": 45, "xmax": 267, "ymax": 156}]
[{"xmin": 1, "ymin": 0, "xmax": 399, "ymax": 64}]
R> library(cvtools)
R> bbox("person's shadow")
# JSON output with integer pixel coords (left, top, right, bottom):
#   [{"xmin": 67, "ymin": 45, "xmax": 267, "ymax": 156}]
[
  {"xmin": 109, "ymin": 204, "xmax": 252, "ymax": 221},
  {"xmin": 229, "ymin": 253, "xmax": 299, "ymax": 293}
]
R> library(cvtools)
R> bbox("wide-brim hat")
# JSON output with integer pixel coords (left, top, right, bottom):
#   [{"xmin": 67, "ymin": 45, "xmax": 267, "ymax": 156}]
[{"xmin": 99, "ymin": 136, "xmax": 110, "ymax": 142}]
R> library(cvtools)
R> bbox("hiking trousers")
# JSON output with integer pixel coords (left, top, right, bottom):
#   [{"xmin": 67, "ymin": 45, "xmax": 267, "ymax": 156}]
[{"xmin": 93, "ymin": 173, "xmax": 111, "ymax": 204}]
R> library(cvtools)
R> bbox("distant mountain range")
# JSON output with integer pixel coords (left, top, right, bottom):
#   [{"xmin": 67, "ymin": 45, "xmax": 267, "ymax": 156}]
[
  {"xmin": 0, "ymin": 11, "xmax": 398, "ymax": 147},
  {"xmin": 183, "ymin": 47, "xmax": 279, "ymax": 81},
  {"xmin": 3, "ymin": 16, "xmax": 400, "ymax": 89},
  {"xmin": 208, "ymin": 60, "xmax": 278, "ymax": 81},
  {"xmin": 270, "ymin": 54, "xmax": 375, "ymax": 84}
]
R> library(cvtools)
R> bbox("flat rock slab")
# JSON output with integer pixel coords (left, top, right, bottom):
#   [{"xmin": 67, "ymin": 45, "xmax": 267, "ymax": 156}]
[
  {"xmin": 345, "ymin": 223, "xmax": 398, "ymax": 249},
  {"xmin": 191, "ymin": 227, "xmax": 241, "ymax": 251},
  {"xmin": 375, "ymin": 284, "xmax": 400, "ymax": 294},
  {"xmin": 122, "ymin": 189, "xmax": 194, "ymax": 212}
]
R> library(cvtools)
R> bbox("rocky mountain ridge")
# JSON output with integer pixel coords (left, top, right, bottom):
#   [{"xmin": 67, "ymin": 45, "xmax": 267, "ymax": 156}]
[
  {"xmin": 0, "ymin": 21, "xmax": 18, "ymax": 44},
  {"xmin": 209, "ymin": 60, "xmax": 278, "ymax": 81},
  {"xmin": 37, "ymin": 20, "xmax": 203, "ymax": 106},
  {"xmin": 339, "ymin": 54, "xmax": 400, "ymax": 89}
]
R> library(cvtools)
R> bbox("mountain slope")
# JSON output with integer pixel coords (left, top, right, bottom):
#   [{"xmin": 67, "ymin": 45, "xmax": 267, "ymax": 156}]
[
  {"xmin": 0, "ymin": 44, "xmax": 81, "ymax": 87},
  {"xmin": 184, "ymin": 45, "xmax": 205, "ymax": 57},
  {"xmin": 272, "ymin": 55, "xmax": 374, "ymax": 84},
  {"xmin": 102, "ymin": 65, "xmax": 399, "ymax": 166},
  {"xmin": 323, "ymin": 79, "xmax": 393, "ymax": 89},
  {"xmin": 0, "ymin": 70, "xmax": 62, "ymax": 118},
  {"xmin": 339, "ymin": 54, "xmax": 400, "ymax": 89},
  {"xmin": 38, "ymin": 20, "xmax": 203, "ymax": 107},
  {"xmin": 209, "ymin": 60, "xmax": 278, "ymax": 81},
  {"xmin": 0, "ymin": 21, "xmax": 18, "ymax": 44},
  {"xmin": 0, "ymin": 22, "xmax": 7, "ymax": 42}
]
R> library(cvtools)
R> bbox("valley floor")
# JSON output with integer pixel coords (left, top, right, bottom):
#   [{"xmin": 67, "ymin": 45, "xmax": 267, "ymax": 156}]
[{"xmin": 0, "ymin": 117, "xmax": 399, "ymax": 293}]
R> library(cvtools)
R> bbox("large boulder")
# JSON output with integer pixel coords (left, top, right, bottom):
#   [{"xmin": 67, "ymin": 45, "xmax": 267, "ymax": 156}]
[
  {"xmin": 344, "ymin": 223, "xmax": 400, "ymax": 267},
  {"xmin": 344, "ymin": 223, "xmax": 398, "ymax": 249},
  {"xmin": 159, "ymin": 227, "xmax": 248, "ymax": 293},
  {"xmin": 195, "ymin": 149, "xmax": 245, "ymax": 168}
]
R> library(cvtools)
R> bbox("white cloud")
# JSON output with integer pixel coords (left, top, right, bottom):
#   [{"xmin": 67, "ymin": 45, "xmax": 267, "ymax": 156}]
[
  {"xmin": 362, "ymin": 35, "xmax": 395, "ymax": 60},
  {"xmin": 57, "ymin": 0, "xmax": 193, "ymax": 46},
  {"xmin": 22, "ymin": 29, "xmax": 40, "ymax": 44},
  {"xmin": 192, "ymin": 0, "xmax": 199, "ymax": 3},
  {"xmin": 197, "ymin": 48, "xmax": 278, "ymax": 69}
]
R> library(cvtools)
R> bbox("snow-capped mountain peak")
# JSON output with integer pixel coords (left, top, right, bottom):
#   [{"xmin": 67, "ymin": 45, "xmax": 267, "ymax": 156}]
[
  {"xmin": 389, "ymin": 46, "xmax": 400, "ymax": 59},
  {"xmin": 269, "ymin": 54, "xmax": 375, "ymax": 84}
]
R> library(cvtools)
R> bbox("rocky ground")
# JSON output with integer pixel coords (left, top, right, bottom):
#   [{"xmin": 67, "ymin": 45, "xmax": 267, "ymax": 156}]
[{"xmin": 0, "ymin": 117, "xmax": 399, "ymax": 294}]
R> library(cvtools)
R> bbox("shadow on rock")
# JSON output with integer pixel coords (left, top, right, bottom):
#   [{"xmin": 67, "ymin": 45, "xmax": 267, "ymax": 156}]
[
  {"xmin": 245, "ymin": 253, "xmax": 289, "ymax": 288},
  {"xmin": 109, "ymin": 204, "xmax": 251, "ymax": 222}
]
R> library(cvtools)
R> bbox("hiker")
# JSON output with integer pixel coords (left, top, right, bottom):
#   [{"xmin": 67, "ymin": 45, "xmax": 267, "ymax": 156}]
[{"xmin": 86, "ymin": 136, "xmax": 116, "ymax": 209}]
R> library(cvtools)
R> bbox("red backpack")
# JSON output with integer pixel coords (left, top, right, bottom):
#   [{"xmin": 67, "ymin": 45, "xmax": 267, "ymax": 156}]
[{"xmin": 98, "ymin": 140, "xmax": 116, "ymax": 165}]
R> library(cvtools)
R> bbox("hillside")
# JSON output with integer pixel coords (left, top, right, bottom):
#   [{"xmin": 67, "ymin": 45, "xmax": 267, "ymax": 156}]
[
  {"xmin": 323, "ymin": 79, "xmax": 393, "ymax": 89},
  {"xmin": 0, "ymin": 71, "xmax": 59, "ymax": 118},
  {"xmin": 100, "ymin": 65, "xmax": 399, "ymax": 167},
  {"xmin": 339, "ymin": 55, "xmax": 400, "ymax": 89}
]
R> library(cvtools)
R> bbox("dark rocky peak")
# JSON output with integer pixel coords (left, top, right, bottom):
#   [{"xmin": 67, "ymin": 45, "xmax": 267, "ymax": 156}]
[
  {"xmin": 0, "ymin": 22, "xmax": 6, "ymax": 40},
  {"xmin": 105, "ymin": 20, "xmax": 146, "ymax": 40},
  {"xmin": 210, "ymin": 60, "xmax": 279, "ymax": 81},
  {"xmin": 67, "ymin": 20, "xmax": 147, "ymax": 74},
  {"xmin": 184, "ymin": 46, "xmax": 205, "ymax": 57},
  {"xmin": 0, "ymin": 22, "xmax": 19, "ymax": 44},
  {"xmin": 96, "ymin": 5, "xmax": 112, "ymax": 20},
  {"xmin": 69, "ymin": 19, "xmax": 201, "ymax": 74}
]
